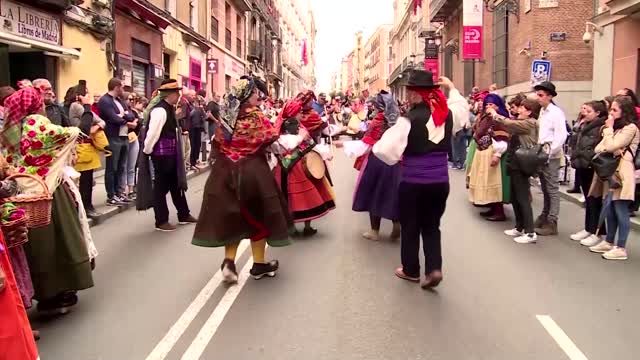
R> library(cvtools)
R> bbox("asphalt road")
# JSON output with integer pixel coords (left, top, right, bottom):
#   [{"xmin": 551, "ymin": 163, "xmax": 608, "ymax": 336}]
[{"xmin": 33, "ymin": 151, "xmax": 640, "ymax": 360}]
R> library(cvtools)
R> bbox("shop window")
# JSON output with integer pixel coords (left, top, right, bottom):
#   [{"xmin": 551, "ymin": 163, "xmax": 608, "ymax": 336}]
[
  {"xmin": 225, "ymin": 75, "xmax": 231, "ymax": 91},
  {"xmin": 492, "ymin": 4, "xmax": 509, "ymax": 88},
  {"xmin": 163, "ymin": 53, "xmax": 171, "ymax": 79},
  {"xmin": 236, "ymin": 38, "xmax": 242, "ymax": 57},
  {"xmin": 211, "ymin": 17, "xmax": 219, "ymax": 41},
  {"xmin": 225, "ymin": 29, "xmax": 232, "ymax": 50},
  {"xmin": 132, "ymin": 61, "xmax": 148, "ymax": 97},
  {"xmin": 190, "ymin": 57, "xmax": 202, "ymax": 91}
]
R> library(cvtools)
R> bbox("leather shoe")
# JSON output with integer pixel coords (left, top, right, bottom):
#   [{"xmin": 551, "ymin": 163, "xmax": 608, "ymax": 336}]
[{"xmin": 421, "ymin": 270, "xmax": 443, "ymax": 289}]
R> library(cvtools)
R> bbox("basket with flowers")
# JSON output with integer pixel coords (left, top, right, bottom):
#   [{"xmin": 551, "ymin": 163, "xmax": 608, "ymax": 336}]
[{"xmin": 1, "ymin": 202, "xmax": 29, "ymax": 248}]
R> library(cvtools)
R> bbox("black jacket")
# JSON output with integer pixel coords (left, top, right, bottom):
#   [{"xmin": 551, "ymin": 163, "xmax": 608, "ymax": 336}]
[
  {"xmin": 404, "ymin": 102, "xmax": 453, "ymax": 156},
  {"xmin": 571, "ymin": 117, "xmax": 605, "ymax": 169}
]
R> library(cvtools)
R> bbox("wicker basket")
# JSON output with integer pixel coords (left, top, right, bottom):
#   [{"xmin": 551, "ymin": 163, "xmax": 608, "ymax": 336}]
[
  {"xmin": 1, "ymin": 215, "xmax": 29, "ymax": 248},
  {"xmin": 4, "ymin": 173, "xmax": 52, "ymax": 228}
]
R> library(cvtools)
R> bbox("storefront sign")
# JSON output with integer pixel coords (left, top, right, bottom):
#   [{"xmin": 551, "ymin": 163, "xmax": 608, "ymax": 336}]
[
  {"xmin": 224, "ymin": 55, "xmax": 244, "ymax": 79},
  {"xmin": 424, "ymin": 58, "xmax": 439, "ymax": 81},
  {"xmin": 462, "ymin": 0, "xmax": 483, "ymax": 60},
  {"xmin": 530, "ymin": 59, "xmax": 551, "ymax": 88},
  {"xmin": 207, "ymin": 58, "xmax": 218, "ymax": 74},
  {"xmin": 0, "ymin": 0, "xmax": 61, "ymax": 45}
]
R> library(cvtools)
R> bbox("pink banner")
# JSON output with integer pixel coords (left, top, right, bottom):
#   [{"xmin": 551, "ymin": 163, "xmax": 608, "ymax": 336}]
[
  {"xmin": 424, "ymin": 58, "xmax": 439, "ymax": 81},
  {"xmin": 462, "ymin": 26, "xmax": 483, "ymax": 59}
]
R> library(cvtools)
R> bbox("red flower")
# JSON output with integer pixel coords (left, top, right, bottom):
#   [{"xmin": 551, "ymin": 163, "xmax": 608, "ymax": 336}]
[
  {"xmin": 39, "ymin": 125, "xmax": 47, "ymax": 132},
  {"xmin": 49, "ymin": 130, "xmax": 55, "ymax": 135},
  {"xmin": 6, "ymin": 156, "xmax": 12, "ymax": 163},
  {"xmin": 32, "ymin": 154, "xmax": 53, "ymax": 167},
  {"xmin": 27, "ymin": 118, "xmax": 36, "ymax": 126},
  {"xmin": 36, "ymin": 167, "xmax": 49, "ymax": 177},
  {"xmin": 20, "ymin": 138, "xmax": 31, "ymax": 148},
  {"xmin": 18, "ymin": 167, "xmax": 25, "ymax": 173},
  {"xmin": 23, "ymin": 154, "xmax": 36, "ymax": 166},
  {"xmin": 27, "ymin": 130, "xmax": 37, "ymax": 138},
  {"xmin": 31, "ymin": 140, "xmax": 44, "ymax": 149}
]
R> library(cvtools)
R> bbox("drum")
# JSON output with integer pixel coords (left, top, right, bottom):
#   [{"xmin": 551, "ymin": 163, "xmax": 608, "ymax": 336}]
[{"xmin": 302, "ymin": 151, "xmax": 326, "ymax": 180}]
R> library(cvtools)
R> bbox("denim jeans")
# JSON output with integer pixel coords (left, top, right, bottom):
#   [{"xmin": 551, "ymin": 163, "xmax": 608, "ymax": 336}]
[
  {"xmin": 606, "ymin": 199, "xmax": 632, "ymax": 248},
  {"xmin": 452, "ymin": 130, "xmax": 468, "ymax": 168},
  {"xmin": 539, "ymin": 158, "xmax": 561, "ymax": 222},
  {"xmin": 119, "ymin": 139, "xmax": 139, "ymax": 191},
  {"xmin": 105, "ymin": 136, "xmax": 128, "ymax": 198}
]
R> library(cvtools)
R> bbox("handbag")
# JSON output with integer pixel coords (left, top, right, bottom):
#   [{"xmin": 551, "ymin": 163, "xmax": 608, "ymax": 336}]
[
  {"xmin": 514, "ymin": 144, "xmax": 548, "ymax": 176},
  {"xmin": 591, "ymin": 152, "xmax": 620, "ymax": 179}
]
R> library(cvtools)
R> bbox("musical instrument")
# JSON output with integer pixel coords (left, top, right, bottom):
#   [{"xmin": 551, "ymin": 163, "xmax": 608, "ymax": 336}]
[{"xmin": 302, "ymin": 151, "xmax": 326, "ymax": 180}]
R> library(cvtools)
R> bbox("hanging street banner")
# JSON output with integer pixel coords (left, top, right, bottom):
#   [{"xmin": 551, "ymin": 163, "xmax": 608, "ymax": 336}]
[{"xmin": 462, "ymin": 0, "xmax": 483, "ymax": 59}]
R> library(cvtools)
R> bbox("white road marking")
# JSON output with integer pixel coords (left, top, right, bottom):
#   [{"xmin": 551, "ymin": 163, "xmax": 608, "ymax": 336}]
[
  {"xmin": 144, "ymin": 241, "xmax": 250, "ymax": 360},
  {"xmin": 180, "ymin": 249, "xmax": 259, "ymax": 360},
  {"xmin": 536, "ymin": 315, "xmax": 589, "ymax": 360}
]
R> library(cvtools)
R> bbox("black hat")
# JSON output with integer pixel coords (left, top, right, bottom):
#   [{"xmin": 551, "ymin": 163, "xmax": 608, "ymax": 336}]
[
  {"xmin": 533, "ymin": 81, "xmax": 557, "ymax": 97},
  {"xmin": 405, "ymin": 70, "xmax": 439, "ymax": 89}
]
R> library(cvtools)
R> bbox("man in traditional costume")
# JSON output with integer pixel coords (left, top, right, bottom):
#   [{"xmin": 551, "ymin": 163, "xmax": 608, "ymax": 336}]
[
  {"xmin": 138, "ymin": 79, "xmax": 196, "ymax": 232},
  {"xmin": 192, "ymin": 76, "xmax": 291, "ymax": 283}
]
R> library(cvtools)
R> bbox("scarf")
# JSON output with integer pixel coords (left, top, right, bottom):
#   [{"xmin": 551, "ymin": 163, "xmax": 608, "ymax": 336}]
[
  {"xmin": 274, "ymin": 100, "xmax": 303, "ymax": 133},
  {"xmin": 1, "ymin": 88, "xmax": 43, "ymax": 152},
  {"xmin": 407, "ymin": 87, "xmax": 448, "ymax": 127},
  {"xmin": 300, "ymin": 109, "xmax": 324, "ymax": 133}
]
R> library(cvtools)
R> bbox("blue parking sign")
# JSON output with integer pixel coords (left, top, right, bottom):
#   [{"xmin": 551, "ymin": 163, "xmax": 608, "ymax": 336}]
[{"xmin": 530, "ymin": 60, "xmax": 551, "ymax": 88}]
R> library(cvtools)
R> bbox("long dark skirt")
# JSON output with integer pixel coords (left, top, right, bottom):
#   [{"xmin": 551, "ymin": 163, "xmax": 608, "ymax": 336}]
[
  {"xmin": 192, "ymin": 153, "xmax": 292, "ymax": 247},
  {"xmin": 352, "ymin": 152, "xmax": 401, "ymax": 221},
  {"xmin": 25, "ymin": 185, "xmax": 94, "ymax": 301}
]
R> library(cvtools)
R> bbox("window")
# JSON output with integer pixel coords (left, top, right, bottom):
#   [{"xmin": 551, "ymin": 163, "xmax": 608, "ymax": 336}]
[
  {"xmin": 236, "ymin": 38, "xmax": 242, "ymax": 57},
  {"xmin": 190, "ymin": 0, "xmax": 198, "ymax": 31},
  {"xmin": 225, "ymin": 75, "xmax": 231, "ymax": 91},
  {"xmin": 225, "ymin": 29, "xmax": 232, "ymax": 50},
  {"xmin": 165, "ymin": 0, "xmax": 176, "ymax": 16},
  {"xmin": 236, "ymin": 15, "xmax": 242, "ymax": 36},
  {"xmin": 225, "ymin": 3, "xmax": 231, "ymax": 26},
  {"xmin": 492, "ymin": 4, "xmax": 509, "ymax": 88},
  {"xmin": 211, "ymin": 17, "xmax": 219, "ymax": 41},
  {"xmin": 163, "ymin": 53, "xmax": 171, "ymax": 79}
]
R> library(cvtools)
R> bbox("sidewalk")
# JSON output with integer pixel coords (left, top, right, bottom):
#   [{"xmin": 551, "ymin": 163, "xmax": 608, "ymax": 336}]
[
  {"xmin": 552, "ymin": 181, "xmax": 640, "ymax": 231},
  {"xmin": 87, "ymin": 165, "xmax": 210, "ymax": 227}
]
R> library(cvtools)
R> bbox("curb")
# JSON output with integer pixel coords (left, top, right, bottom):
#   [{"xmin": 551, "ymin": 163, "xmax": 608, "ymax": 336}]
[
  {"xmin": 88, "ymin": 165, "xmax": 211, "ymax": 227},
  {"xmin": 533, "ymin": 182, "xmax": 640, "ymax": 231}
]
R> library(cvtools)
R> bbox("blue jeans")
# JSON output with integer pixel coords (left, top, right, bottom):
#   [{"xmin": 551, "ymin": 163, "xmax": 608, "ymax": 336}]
[
  {"xmin": 606, "ymin": 200, "xmax": 632, "ymax": 248},
  {"xmin": 105, "ymin": 136, "xmax": 128, "ymax": 198},
  {"xmin": 452, "ymin": 130, "xmax": 468, "ymax": 168},
  {"xmin": 119, "ymin": 139, "xmax": 139, "ymax": 191}
]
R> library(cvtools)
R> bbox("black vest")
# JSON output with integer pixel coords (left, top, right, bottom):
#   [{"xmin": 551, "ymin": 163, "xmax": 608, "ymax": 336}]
[
  {"xmin": 153, "ymin": 100, "xmax": 178, "ymax": 139},
  {"xmin": 404, "ymin": 102, "xmax": 453, "ymax": 155}
]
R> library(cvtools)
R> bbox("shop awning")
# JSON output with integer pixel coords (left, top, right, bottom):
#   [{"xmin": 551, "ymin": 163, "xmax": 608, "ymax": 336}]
[
  {"xmin": 116, "ymin": 0, "xmax": 171, "ymax": 30},
  {"xmin": 0, "ymin": 31, "xmax": 81, "ymax": 59}
]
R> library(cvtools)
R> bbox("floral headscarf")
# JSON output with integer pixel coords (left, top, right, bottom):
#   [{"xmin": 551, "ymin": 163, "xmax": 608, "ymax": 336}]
[
  {"xmin": 1, "ymin": 87, "xmax": 43, "ymax": 152},
  {"xmin": 296, "ymin": 90, "xmax": 316, "ymax": 110},
  {"xmin": 274, "ymin": 99, "xmax": 302, "ymax": 133},
  {"xmin": 220, "ymin": 77, "xmax": 256, "ymax": 141}
]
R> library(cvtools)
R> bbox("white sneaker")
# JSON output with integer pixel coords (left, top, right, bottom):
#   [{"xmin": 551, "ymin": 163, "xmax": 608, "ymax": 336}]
[
  {"xmin": 580, "ymin": 234, "xmax": 602, "ymax": 247},
  {"xmin": 504, "ymin": 228, "xmax": 524, "ymax": 237},
  {"xmin": 589, "ymin": 240, "xmax": 613, "ymax": 253},
  {"xmin": 514, "ymin": 233, "xmax": 538, "ymax": 244},
  {"xmin": 602, "ymin": 246, "xmax": 628, "ymax": 260},
  {"xmin": 570, "ymin": 230, "xmax": 591, "ymax": 241}
]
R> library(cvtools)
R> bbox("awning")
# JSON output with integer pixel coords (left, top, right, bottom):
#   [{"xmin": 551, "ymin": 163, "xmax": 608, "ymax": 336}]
[
  {"xmin": 0, "ymin": 31, "xmax": 81, "ymax": 59},
  {"xmin": 117, "ymin": 0, "xmax": 171, "ymax": 30}
]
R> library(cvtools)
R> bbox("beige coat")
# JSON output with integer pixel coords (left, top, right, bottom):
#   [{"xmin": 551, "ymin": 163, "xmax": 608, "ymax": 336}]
[{"xmin": 589, "ymin": 124, "xmax": 640, "ymax": 200}]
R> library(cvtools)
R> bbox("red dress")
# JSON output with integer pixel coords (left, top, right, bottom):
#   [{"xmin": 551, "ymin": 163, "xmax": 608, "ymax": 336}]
[{"xmin": 0, "ymin": 234, "xmax": 38, "ymax": 360}]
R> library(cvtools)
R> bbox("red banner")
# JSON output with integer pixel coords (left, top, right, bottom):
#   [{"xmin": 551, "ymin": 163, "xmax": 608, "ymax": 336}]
[
  {"xmin": 462, "ymin": 26, "xmax": 483, "ymax": 59},
  {"xmin": 424, "ymin": 58, "xmax": 439, "ymax": 81}
]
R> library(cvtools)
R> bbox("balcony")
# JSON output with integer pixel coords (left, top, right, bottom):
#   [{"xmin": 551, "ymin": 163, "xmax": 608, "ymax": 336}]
[
  {"xmin": 248, "ymin": 40, "xmax": 264, "ymax": 62},
  {"xmin": 27, "ymin": 0, "xmax": 73, "ymax": 11},
  {"xmin": 430, "ymin": 0, "xmax": 462, "ymax": 22}
]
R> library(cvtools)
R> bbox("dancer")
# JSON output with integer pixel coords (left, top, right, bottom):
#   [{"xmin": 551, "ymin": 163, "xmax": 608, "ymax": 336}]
[
  {"xmin": 374, "ymin": 72, "xmax": 466, "ymax": 288},
  {"xmin": 351, "ymin": 90, "xmax": 401, "ymax": 241},
  {"xmin": 273, "ymin": 99, "xmax": 335, "ymax": 236},
  {"xmin": 192, "ymin": 76, "xmax": 291, "ymax": 283},
  {"xmin": 467, "ymin": 94, "xmax": 511, "ymax": 221}
]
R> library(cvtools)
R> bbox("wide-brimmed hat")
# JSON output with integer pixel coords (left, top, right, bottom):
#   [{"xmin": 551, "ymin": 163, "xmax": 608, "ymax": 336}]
[
  {"xmin": 533, "ymin": 81, "xmax": 557, "ymax": 97},
  {"xmin": 405, "ymin": 70, "xmax": 439, "ymax": 89},
  {"xmin": 158, "ymin": 79, "xmax": 181, "ymax": 92}
]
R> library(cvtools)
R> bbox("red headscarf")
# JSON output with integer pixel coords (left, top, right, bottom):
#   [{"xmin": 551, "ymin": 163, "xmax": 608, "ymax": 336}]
[
  {"xmin": 295, "ymin": 90, "xmax": 324, "ymax": 132},
  {"xmin": 296, "ymin": 90, "xmax": 316, "ymax": 110},
  {"xmin": 407, "ymin": 87, "xmax": 449, "ymax": 127},
  {"xmin": 1, "ymin": 87, "xmax": 44, "ymax": 151},
  {"xmin": 274, "ymin": 100, "xmax": 303, "ymax": 132}
]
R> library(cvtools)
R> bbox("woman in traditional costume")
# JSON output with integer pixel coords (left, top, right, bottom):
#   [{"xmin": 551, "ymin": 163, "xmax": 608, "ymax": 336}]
[
  {"xmin": 0, "ymin": 231, "xmax": 39, "ymax": 360},
  {"xmin": 467, "ymin": 94, "xmax": 511, "ymax": 221},
  {"xmin": 351, "ymin": 90, "xmax": 401, "ymax": 241},
  {"xmin": 272, "ymin": 100, "xmax": 335, "ymax": 237},
  {"xmin": 192, "ymin": 77, "xmax": 291, "ymax": 283},
  {"xmin": 1, "ymin": 87, "xmax": 94, "ymax": 314}
]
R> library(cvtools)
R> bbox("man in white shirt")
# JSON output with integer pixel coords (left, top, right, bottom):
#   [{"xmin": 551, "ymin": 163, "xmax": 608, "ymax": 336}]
[{"xmin": 533, "ymin": 81, "xmax": 568, "ymax": 236}]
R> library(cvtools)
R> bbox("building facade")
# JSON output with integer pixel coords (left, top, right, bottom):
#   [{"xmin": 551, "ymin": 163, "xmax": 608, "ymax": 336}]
[
  {"xmin": 246, "ymin": 0, "xmax": 281, "ymax": 97},
  {"xmin": 0, "ymin": 0, "xmax": 112, "ymax": 96},
  {"xmin": 364, "ymin": 25, "xmax": 393, "ymax": 94},
  {"xmin": 591, "ymin": 0, "xmax": 640, "ymax": 99},
  {"xmin": 208, "ymin": 0, "xmax": 250, "ymax": 95},
  {"xmin": 431, "ymin": 0, "xmax": 594, "ymax": 119}
]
